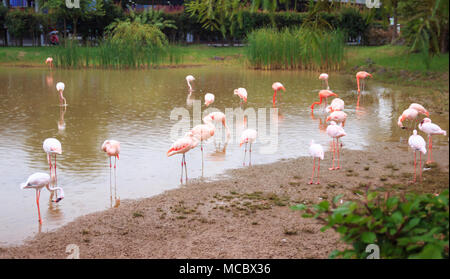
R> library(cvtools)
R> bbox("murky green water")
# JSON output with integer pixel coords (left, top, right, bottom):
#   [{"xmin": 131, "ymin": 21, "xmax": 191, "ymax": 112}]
[{"xmin": 0, "ymin": 65, "xmax": 448, "ymax": 245}]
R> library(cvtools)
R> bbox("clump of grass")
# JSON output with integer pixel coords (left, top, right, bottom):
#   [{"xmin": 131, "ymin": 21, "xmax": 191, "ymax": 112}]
[
  {"xmin": 246, "ymin": 27, "xmax": 345, "ymax": 71},
  {"xmin": 133, "ymin": 211, "xmax": 144, "ymax": 218}
]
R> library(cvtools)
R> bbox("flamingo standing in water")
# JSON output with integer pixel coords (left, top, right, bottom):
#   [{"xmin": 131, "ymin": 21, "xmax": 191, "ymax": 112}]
[
  {"xmin": 408, "ymin": 130, "xmax": 427, "ymax": 183},
  {"xmin": 240, "ymin": 129, "xmax": 257, "ymax": 166},
  {"xmin": 326, "ymin": 110, "xmax": 348, "ymax": 127},
  {"xmin": 319, "ymin": 73, "xmax": 330, "ymax": 90},
  {"xmin": 325, "ymin": 98, "xmax": 344, "ymax": 113},
  {"xmin": 43, "ymin": 138, "xmax": 62, "ymax": 181},
  {"xmin": 272, "ymin": 82, "xmax": 285, "ymax": 106},
  {"xmin": 203, "ymin": 111, "xmax": 231, "ymax": 140},
  {"xmin": 234, "ymin": 88, "xmax": 247, "ymax": 104},
  {"xmin": 356, "ymin": 71, "xmax": 372, "ymax": 93},
  {"xmin": 102, "ymin": 140, "xmax": 121, "ymax": 168},
  {"xmin": 398, "ymin": 108, "xmax": 419, "ymax": 129},
  {"xmin": 191, "ymin": 115, "xmax": 215, "ymax": 176},
  {"xmin": 167, "ymin": 132, "xmax": 199, "ymax": 183},
  {"xmin": 56, "ymin": 82, "xmax": 67, "ymax": 106},
  {"xmin": 311, "ymin": 90, "xmax": 338, "ymax": 112},
  {"xmin": 326, "ymin": 121, "xmax": 347, "ymax": 170},
  {"xmin": 186, "ymin": 75, "xmax": 195, "ymax": 92},
  {"xmin": 45, "ymin": 57, "xmax": 53, "ymax": 69},
  {"xmin": 21, "ymin": 172, "xmax": 64, "ymax": 224},
  {"xmin": 309, "ymin": 140, "xmax": 324, "ymax": 184},
  {"xmin": 419, "ymin": 118, "xmax": 447, "ymax": 164},
  {"xmin": 205, "ymin": 93, "xmax": 215, "ymax": 106}
]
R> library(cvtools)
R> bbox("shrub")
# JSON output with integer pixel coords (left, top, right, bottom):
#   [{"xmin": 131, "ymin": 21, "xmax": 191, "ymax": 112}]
[{"xmin": 291, "ymin": 190, "xmax": 449, "ymax": 259}]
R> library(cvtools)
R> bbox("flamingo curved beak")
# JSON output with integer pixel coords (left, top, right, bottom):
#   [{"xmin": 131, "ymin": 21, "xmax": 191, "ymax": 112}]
[{"xmin": 325, "ymin": 116, "xmax": 331, "ymax": 122}]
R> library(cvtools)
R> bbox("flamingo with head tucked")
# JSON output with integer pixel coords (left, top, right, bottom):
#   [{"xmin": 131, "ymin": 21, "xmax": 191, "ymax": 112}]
[
  {"xmin": 326, "ymin": 121, "xmax": 346, "ymax": 170},
  {"xmin": 186, "ymin": 75, "xmax": 195, "ymax": 92},
  {"xmin": 325, "ymin": 98, "xmax": 344, "ymax": 113},
  {"xmin": 326, "ymin": 110, "xmax": 347, "ymax": 127},
  {"xmin": 311, "ymin": 90, "xmax": 338, "ymax": 112},
  {"xmin": 409, "ymin": 103, "xmax": 429, "ymax": 117},
  {"xmin": 167, "ymin": 132, "xmax": 199, "ymax": 183},
  {"xmin": 419, "ymin": 118, "xmax": 446, "ymax": 164},
  {"xmin": 56, "ymin": 82, "xmax": 66, "ymax": 106},
  {"xmin": 272, "ymin": 82, "xmax": 285, "ymax": 106},
  {"xmin": 21, "ymin": 172, "xmax": 64, "ymax": 224},
  {"xmin": 319, "ymin": 73, "xmax": 330, "ymax": 90},
  {"xmin": 309, "ymin": 140, "xmax": 324, "ymax": 184},
  {"xmin": 398, "ymin": 108, "xmax": 419, "ymax": 129},
  {"xmin": 234, "ymin": 88, "xmax": 247, "ymax": 104},
  {"xmin": 102, "ymin": 140, "xmax": 121, "ymax": 169},
  {"xmin": 408, "ymin": 130, "xmax": 427, "ymax": 183},
  {"xmin": 204, "ymin": 93, "xmax": 215, "ymax": 106},
  {"xmin": 240, "ymin": 129, "xmax": 257, "ymax": 166},
  {"xmin": 356, "ymin": 71, "xmax": 372, "ymax": 93}
]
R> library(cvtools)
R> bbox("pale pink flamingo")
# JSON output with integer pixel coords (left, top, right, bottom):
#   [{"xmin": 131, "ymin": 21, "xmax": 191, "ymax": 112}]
[
  {"xmin": 309, "ymin": 140, "xmax": 324, "ymax": 184},
  {"xmin": 419, "ymin": 118, "xmax": 447, "ymax": 163},
  {"xmin": 398, "ymin": 108, "xmax": 419, "ymax": 129},
  {"xmin": 409, "ymin": 103, "xmax": 429, "ymax": 117},
  {"xmin": 167, "ymin": 132, "xmax": 199, "ymax": 183},
  {"xmin": 326, "ymin": 110, "xmax": 348, "ymax": 127},
  {"xmin": 326, "ymin": 121, "xmax": 347, "ymax": 170},
  {"xmin": 240, "ymin": 129, "xmax": 257, "ymax": 166},
  {"xmin": 56, "ymin": 82, "xmax": 67, "ymax": 106},
  {"xmin": 45, "ymin": 57, "xmax": 53, "ymax": 68},
  {"xmin": 272, "ymin": 82, "xmax": 285, "ymax": 106},
  {"xmin": 234, "ymin": 88, "xmax": 247, "ymax": 104},
  {"xmin": 408, "ymin": 130, "xmax": 427, "ymax": 183},
  {"xmin": 311, "ymin": 90, "xmax": 338, "ymax": 112},
  {"xmin": 43, "ymin": 138, "xmax": 62, "ymax": 181},
  {"xmin": 101, "ymin": 140, "xmax": 121, "ymax": 168},
  {"xmin": 186, "ymin": 75, "xmax": 195, "ymax": 92},
  {"xmin": 319, "ymin": 73, "xmax": 330, "ymax": 90},
  {"xmin": 325, "ymin": 98, "xmax": 344, "ymax": 113},
  {"xmin": 203, "ymin": 111, "xmax": 231, "ymax": 140},
  {"xmin": 21, "ymin": 172, "xmax": 64, "ymax": 224},
  {"xmin": 356, "ymin": 71, "xmax": 372, "ymax": 93},
  {"xmin": 191, "ymin": 115, "xmax": 215, "ymax": 176},
  {"xmin": 204, "ymin": 93, "xmax": 215, "ymax": 106}
]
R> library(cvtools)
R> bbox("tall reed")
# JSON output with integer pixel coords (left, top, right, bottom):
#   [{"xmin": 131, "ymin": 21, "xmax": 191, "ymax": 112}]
[{"xmin": 246, "ymin": 27, "xmax": 345, "ymax": 71}]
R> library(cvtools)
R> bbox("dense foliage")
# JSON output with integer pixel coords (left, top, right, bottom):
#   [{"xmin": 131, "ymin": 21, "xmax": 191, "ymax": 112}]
[{"xmin": 291, "ymin": 190, "xmax": 449, "ymax": 259}]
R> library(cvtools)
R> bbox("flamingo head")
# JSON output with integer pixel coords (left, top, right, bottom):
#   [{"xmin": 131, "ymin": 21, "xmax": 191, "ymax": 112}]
[
  {"xmin": 420, "ymin": 118, "xmax": 431, "ymax": 125},
  {"xmin": 239, "ymin": 139, "xmax": 247, "ymax": 147},
  {"xmin": 53, "ymin": 187, "xmax": 65, "ymax": 203}
]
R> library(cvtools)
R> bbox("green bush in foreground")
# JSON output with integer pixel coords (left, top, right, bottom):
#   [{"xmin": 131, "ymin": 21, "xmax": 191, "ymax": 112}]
[{"xmin": 291, "ymin": 190, "xmax": 449, "ymax": 259}]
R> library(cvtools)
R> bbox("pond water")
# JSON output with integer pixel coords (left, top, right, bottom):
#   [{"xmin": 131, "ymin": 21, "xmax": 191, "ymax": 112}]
[{"xmin": 0, "ymin": 65, "xmax": 448, "ymax": 245}]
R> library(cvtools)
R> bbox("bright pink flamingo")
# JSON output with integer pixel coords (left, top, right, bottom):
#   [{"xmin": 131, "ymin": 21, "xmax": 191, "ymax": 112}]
[
  {"xmin": 234, "ymin": 88, "xmax": 247, "ymax": 104},
  {"xmin": 240, "ymin": 128, "xmax": 257, "ymax": 166},
  {"xmin": 398, "ymin": 108, "xmax": 419, "ymax": 129},
  {"xmin": 45, "ymin": 57, "xmax": 53, "ymax": 68},
  {"xmin": 419, "ymin": 118, "xmax": 446, "ymax": 163},
  {"xmin": 167, "ymin": 132, "xmax": 199, "ymax": 183},
  {"xmin": 326, "ymin": 121, "xmax": 347, "ymax": 170},
  {"xmin": 326, "ymin": 110, "xmax": 347, "ymax": 127},
  {"xmin": 56, "ymin": 82, "xmax": 67, "ymax": 106},
  {"xmin": 21, "ymin": 172, "xmax": 64, "ymax": 224},
  {"xmin": 204, "ymin": 93, "xmax": 215, "ymax": 106},
  {"xmin": 356, "ymin": 71, "xmax": 372, "ymax": 93},
  {"xmin": 319, "ymin": 73, "xmax": 330, "ymax": 90},
  {"xmin": 408, "ymin": 130, "xmax": 426, "ymax": 183},
  {"xmin": 191, "ymin": 115, "xmax": 215, "ymax": 176},
  {"xmin": 325, "ymin": 98, "xmax": 344, "ymax": 113},
  {"xmin": 272, "ymin": 82, "xmax": 285, "ymax": 106},
  {"xmin": 102, "ymin": 140, "xmax": 121, "ymax": 168},
  {"xmin": 311, "ymin": 90, "xmax": 338, "ymax": 112},
  {"xmin": 43, "ymin": 138, "xmax": 62, "ymax": 181},
  {"xmin": 309, "ymin": 140, "xmax": 324, "ymax": 184}
]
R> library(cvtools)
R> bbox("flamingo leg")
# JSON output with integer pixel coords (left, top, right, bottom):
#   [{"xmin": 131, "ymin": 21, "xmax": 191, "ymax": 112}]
[
  {"xmin": 309, "ymin": 158, "xmax": 315, "ymax": 185},
  {"xmin": 114, "ymin": 161, "xmax": 117, "ymax": 200},
  {"xmin": 114, "ymin": 156, "xmax": 117, "ymax": 169},
  {"xmin": 419, "ymin": 152, "xmax": 423, "ymax": 182},
  {"xmin": 54, "ymin": 154, "xmax": 57, "ymax": 184},
  {"xmin": 429, "ymin": 136, "xmax": 433, "ymax": 163},
  {"xmin": 36, "ymin": 189, "xmax": 42, "ymax": 224},
  {"xmin": 109, "ymin": 157, "xmax": 112, "ymax": 168},
  {"xmin": 316, "ymin": 159, "xmax": 321, "ymax": 184},
  {"xmin": 329, "ymin": 139, "xmax": 335, "ymax": 170},
  {"xmin": 48, "ymin": 154, "xmax": 52, "ymax": 178},
  {"xmin": 184, "ymin": 154, "xmax": 188, "ymax": 183},
  {"xmin": 109, "ymin": 161, "xmax": 112, "ymax": 208},
  {"xmin": 249, "ymin": 143, "xmax": 252, "ymax": 166},
  {"xmin": 243, "ymin": 142, "xmax": 247, "ymax": 166},
  {"xmin": 180, "ymin": 155, "xmax": 184, "ymax": 184},
  {"xmin": 336, "ymin": 138, "xmax": 341, "ymax": 170},
  {"xmin": 201, "ymin": 141, "xmax": 204, "ymax": 177},
  {"xmin": 412, "ymin": 151, "xmax": 417, "ymax": 183}
]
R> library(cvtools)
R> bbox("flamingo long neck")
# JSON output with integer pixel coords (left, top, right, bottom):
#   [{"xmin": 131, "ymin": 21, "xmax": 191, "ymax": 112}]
[
  {"xmin": 187, "ymin": 80, "xmax": 192, "ymax": 91},
  {"xmin": 325, "ymin": 80, "xmax": 329, "ymax": 90},
  {"xmin": 311, "ymin": 97, "xmax": 323, "ymax": 110}
]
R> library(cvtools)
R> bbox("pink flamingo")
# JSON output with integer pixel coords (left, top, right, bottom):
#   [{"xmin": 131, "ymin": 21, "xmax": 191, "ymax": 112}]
[
  {"xmin": 409, "ymin": 103, "xmax": 429, "ymax": 117},
  {"xmin": 309, "ymin": 140, "xmax": 324, "ymax": 184},
  {"xmin": 311, "ymin": 90, "xmax": 338, "ymax": 112},
  {"xmin": 191, "ymin": 115, "xmax": 215, "ymax": 176},
  {"xmin": 186, "ymin": 75, "xmax": 195, "ymax": 92},
  {"xmin": 325, "ymin": 98, "xmax": 344, "ymax": 113},
  {"xmin": 45, "ymin": 57, "xmax": 53, "ymax": 68},
  {"xmin": 419, "ymin": 118, "xmax": 447, "ymax": 163},
  {"xmin": 56, "ymin": 82, "xmax": 67, "ymax": 106},
  {"xmin": 102, "ymin": 140, "xmax": 121, "ymax": 168},
  {"xmin": 326, "ymin": 121, "xmax": 347, "ymax": 170},
  {"xmin": 240, "ymin": 129, "xmax": 257, "ymax": 166},
  {"xmin": 272, "ymin": 82, "xmax": 285, "ymax": 106},
  {"xmin": 21, "ymin": 172, "xmax": 64, "ymax": 224},
  {"xmin": 43, "ymin": 138, "xmax": 62, "ymax": 181},
  {"xmin": 408, "ymin": 130, "xmax": 426, "ymax": 183},
  {"xmin": 167, "ymin": 132, "xmax": 199, "ymax": 183},
  {"xmin": 203, "ymin": 111, "xmax": 230, "ymax": 140},
  {"xmin": 234, "ymin": 88, "xmax": 247, "ymax": 104},
  {"xmin": 319, "ymin": 73, "xmax": 330, "ymax": 90},
  {"xmin": 326, "ymin": 110, "xmax": 348, "ymax": 127},
  {"xmin": 204, "ymin": 93, "xmax": 215, "ymax": 106},
  {"xmin": 398, "ymin": 108, "xmax": 419, "ymax": 129},
  {"xmin": 356, "ymin": 71, "xmax": 372, "ymax": 93}
]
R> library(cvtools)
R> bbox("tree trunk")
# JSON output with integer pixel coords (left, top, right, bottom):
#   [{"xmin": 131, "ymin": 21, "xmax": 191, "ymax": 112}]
[{"xmin": 440, "ymin": 23, "xmax": 449, "ymax": 53}]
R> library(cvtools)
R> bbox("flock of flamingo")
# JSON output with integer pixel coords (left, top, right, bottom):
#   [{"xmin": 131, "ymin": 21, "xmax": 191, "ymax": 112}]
[{"xmin": 19, "ymin": 59, "xmax": 447, "ymax": 225}]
